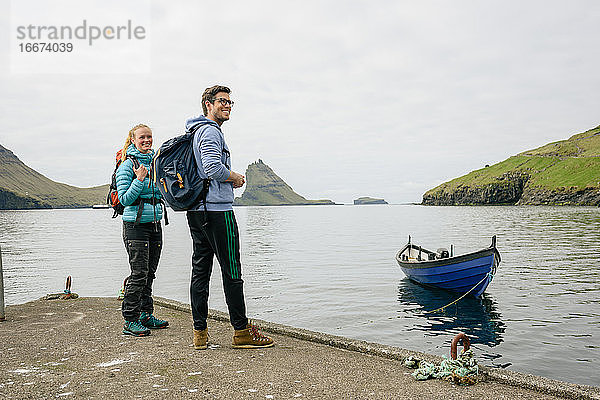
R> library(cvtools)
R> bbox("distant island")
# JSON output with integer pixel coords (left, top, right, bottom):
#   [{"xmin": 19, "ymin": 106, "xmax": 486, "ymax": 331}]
[
  {"xmin": 353, "ymin": 197, "xmax": 388, "ymax": 205},
  {"xmin": 0, "ymin": 144, "xmax": 107, "ymax": 209},
  {"xmin": 422, "ymin": 125, "xmax": 600, "ymax": 206},
  {"xmin": 234, "ymin": 160, "xmax": 335, "ymax": 206}
]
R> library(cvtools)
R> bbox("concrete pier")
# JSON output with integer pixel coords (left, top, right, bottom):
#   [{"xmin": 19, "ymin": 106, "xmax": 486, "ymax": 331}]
[
  {"xmin": 0, "ymin": 297, "xmax": 597, "ymax": 399},
  {"xmin": 0, "ymin": 246, "xmax": 5, "ymax": 321}
]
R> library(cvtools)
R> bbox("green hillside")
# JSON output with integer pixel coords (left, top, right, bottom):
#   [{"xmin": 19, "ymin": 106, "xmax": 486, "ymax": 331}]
[
  {"xmin": 0, "ymin": 144, "xmax": 108, "ymax": 209},
  {"xmin": 422, "ymin": 125, "xmax": 600, "ymax": 205},
  {"xmin": 234, "ymin": 159, "xmax": 334, "ymax": 206}
]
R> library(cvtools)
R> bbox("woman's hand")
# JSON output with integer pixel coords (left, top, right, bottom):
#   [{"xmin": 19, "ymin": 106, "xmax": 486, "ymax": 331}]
[{"xmin": 134, "ymin": 164, "xmax": 148, "ymax": 181}]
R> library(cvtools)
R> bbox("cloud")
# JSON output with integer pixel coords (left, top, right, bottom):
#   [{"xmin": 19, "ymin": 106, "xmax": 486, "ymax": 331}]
[{"xmin": 1, "ymin": 0, "xmax": 600, "ymax": 202}]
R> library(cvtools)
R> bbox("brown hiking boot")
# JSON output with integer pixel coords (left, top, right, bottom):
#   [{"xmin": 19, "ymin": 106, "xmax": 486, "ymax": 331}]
[
  {"xmin": 232, "ymin": 323, "xmax": 274, "ymax": 348},
  {"xmin": 193, "ymin": 328, "xmax": 208, "ymax": 350}
]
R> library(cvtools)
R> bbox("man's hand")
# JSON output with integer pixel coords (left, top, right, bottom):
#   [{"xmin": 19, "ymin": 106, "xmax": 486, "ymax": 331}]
[{"xmin": 226, "ymin": 171, "xmax": 245, "ymax": 188}]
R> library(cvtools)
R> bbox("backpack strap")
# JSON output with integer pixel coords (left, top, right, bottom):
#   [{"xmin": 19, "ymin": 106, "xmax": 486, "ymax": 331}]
[
  {"xmin": 160, "ymin": 199, "xmax": 169, "ymax": 225},
  {"xmin": 126, "ymin": 154, "xmax": 141, "ymax": 169},
  {"xmin": 132, "ymin": 197, "xmax": 168, "ymax": 225},
  {"xmin": 134, "ymin": 198, "xmax": 154, "ymax": 224}
]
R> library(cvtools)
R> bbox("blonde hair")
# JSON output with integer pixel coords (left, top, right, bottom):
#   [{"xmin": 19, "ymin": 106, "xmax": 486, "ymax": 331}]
[{"xmin": 121, "ymin": 123, "xmax": 151, "ymax": 162}]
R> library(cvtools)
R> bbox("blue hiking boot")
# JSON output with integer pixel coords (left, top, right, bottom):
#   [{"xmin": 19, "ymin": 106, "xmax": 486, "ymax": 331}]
[
  {"xmin": 139, "ymin": 312, "xmax": 169, "ymax": 329},
  {"xmin": 123, "ymin": 320, "xmax": 150, "ymax": 337}
]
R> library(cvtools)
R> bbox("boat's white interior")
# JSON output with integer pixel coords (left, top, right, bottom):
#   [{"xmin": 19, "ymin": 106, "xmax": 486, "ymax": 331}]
[{"xmin": 399, "ymin": 245, "xmax": 449, "ymax": 262}]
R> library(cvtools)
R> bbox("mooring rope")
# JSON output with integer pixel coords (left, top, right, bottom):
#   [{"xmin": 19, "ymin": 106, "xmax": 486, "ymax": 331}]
[
  {"xmin": 424, "ymin": 272, "xmax": 492, "ymax": 314},
  {"xmin": 405, "ymin": 349, "xmax": 479, "ymax": 385}
]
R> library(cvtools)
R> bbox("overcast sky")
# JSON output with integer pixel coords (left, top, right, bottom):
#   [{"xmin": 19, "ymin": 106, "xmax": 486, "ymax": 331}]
[{"xmin": 1, "ymin": 0, "xmax": 599, "ymax": 203}]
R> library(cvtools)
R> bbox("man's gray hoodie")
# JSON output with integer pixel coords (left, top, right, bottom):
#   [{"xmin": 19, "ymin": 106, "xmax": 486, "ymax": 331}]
[{"xmin": 185, "ymin": 115, "xmax": 234, "ymax": 211}]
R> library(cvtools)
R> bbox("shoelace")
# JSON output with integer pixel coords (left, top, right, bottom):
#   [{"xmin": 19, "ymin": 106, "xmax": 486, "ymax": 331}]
[
  {"xmin": 130, "ymin": 321, "xmax": 146, "ymax": 330},
  {"xmin": 144, "ymin": 314, "xmax": 164, "ymax": 325},
  {"xmin": 248, "ymin": 324, "xmax": 268, "ymax": 340}
]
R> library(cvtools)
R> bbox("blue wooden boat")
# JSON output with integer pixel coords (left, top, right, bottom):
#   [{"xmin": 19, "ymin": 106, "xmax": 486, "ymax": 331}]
[{"xmin": 395, "ymin": 236, "xmax": 500, "ymax": 298}]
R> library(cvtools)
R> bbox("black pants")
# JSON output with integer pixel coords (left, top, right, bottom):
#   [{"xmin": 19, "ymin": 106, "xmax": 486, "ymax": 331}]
[
  {"xmin": 121, "ymin": 221, "xmax": 162, "ymax": 322},
  {"xmin": 187, "ymin": 210, "xmax": 248, "ymax": 331}
]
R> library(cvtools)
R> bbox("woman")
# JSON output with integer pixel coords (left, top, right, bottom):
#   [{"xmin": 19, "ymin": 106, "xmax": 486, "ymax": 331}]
[{"xmin": 116, "ymin": 123, "xmax": 168, "ymax": 337}]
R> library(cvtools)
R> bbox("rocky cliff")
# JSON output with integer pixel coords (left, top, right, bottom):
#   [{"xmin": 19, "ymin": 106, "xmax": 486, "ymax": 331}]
[
  {"xmin": 422, "ymin": 125, "xmax": 600, "ymax": 206},
  {"xmin": 0, "ymin": 144, "xmax": 108, "ymax": 209},
  {"xmin": 234, "ymin": 159, "xmax": 335, "ymax": 206}
]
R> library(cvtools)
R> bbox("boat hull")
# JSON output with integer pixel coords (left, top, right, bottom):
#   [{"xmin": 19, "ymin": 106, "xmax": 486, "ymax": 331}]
[{"xmin": 396, "ymin": 244, "xmax": 500, "ymax": 298}]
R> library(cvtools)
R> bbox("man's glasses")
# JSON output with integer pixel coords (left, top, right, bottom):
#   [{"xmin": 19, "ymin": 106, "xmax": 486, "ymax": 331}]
[{"xmin": 214, "ymin": 98, "xmax": 234, "ymax": 107}]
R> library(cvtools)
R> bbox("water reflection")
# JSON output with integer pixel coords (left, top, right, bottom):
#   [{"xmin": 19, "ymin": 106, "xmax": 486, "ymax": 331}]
[{"xmin": 397, "ymin": 278, "xmax": 505, "ymax": 348}]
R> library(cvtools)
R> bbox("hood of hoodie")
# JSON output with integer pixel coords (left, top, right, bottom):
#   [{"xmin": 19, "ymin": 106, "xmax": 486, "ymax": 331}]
[
  {"xmin": 127, "ymin": 144, "xmax": 154, "ymax": 164},
  {"xmin": 185, "ymin": 115, "xmax": 221, "ymax": 134}
]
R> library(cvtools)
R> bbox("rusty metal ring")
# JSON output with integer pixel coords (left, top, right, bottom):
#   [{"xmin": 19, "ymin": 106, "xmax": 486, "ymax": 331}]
[{"xmin": 451, "ymin": 333, "xmax": 470, "ymax": 360}]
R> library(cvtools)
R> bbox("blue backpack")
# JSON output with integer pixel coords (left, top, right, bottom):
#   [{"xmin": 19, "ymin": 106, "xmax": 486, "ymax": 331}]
[{"xmin": 152, "ymin": 130, "xmax": 210, "ymax": 213}]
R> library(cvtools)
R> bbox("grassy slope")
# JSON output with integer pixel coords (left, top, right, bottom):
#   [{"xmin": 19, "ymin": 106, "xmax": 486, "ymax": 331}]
[
  {"xmin": 425, "ymin": 125, "xmax": 600, "ymax": 196},
  {"xmin": 0, "ymin": 145, "xmax": 108, "ymax": 208}
]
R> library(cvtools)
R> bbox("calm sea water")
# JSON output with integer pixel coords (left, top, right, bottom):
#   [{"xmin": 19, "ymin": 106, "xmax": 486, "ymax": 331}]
[{"xmin": 0, "ymin": 205, "xmax": 598, "ymax": 386}]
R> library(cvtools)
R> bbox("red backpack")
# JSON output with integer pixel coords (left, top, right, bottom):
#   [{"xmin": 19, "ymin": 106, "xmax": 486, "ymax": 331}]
[{"xmin": 106, "ymin": 149, "xmax": 140, "ymax": 218}]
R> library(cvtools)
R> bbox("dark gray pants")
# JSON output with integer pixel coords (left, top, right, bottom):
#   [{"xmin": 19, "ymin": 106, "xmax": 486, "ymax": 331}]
[{"xmin": 121, "ymin": 221, "xmax": 162, "ymax": 322}]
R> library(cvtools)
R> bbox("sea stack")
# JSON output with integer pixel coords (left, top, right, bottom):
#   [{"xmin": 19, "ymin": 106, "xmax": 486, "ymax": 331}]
[{"xmin": 234, "ymin": 159, "xmax": 335, "ymax": 206}]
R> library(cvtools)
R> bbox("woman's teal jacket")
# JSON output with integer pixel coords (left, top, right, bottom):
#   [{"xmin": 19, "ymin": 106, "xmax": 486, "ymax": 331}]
[{"xmin": 116, "ymin": 144, "xmax": 163, "ymax": 223}]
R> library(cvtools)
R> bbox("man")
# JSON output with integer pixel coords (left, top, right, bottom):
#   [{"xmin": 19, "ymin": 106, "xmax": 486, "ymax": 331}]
[{"xmin": 185, "ymin": 85, "xmax": 274, "ymax": 349}]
